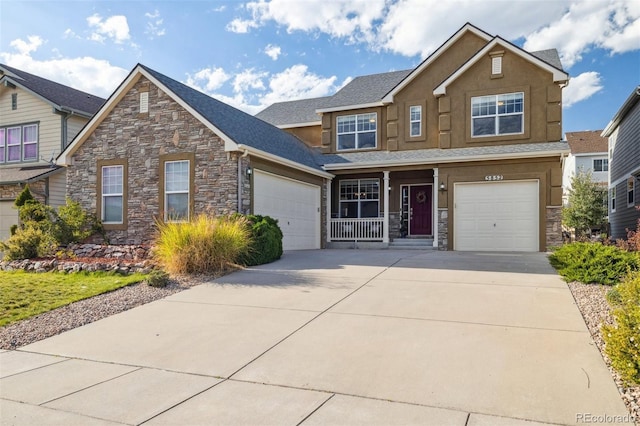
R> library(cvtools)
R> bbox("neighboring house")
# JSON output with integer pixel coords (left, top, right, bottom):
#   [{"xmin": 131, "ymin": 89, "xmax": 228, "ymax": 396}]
[
  {"xmin": 0, "ymin": 64, "xmax": 105, "ymax": 240},
  {"xmin": 258, "ymin": 23, "xmax": 569, "ymax": 251},
  {"xmin": 58, "ymin": 64, "xmax": 332, "ymax": 250},
  {"xmin": 602, "ymin": 86, "xmax": 640, "ymax": 240},
  {"xmin": 562, "ymin": 130, "xmax": 609, "ymax": 204}
]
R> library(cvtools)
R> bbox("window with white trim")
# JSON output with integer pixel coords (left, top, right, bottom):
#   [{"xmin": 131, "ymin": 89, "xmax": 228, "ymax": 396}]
[
  {"xmin": 491, "ymin": 56, "xmax": 502, "ymax": 75},
  {"xmin": 593, "ymin": 158, "xmax": 608, "ymax": 172},
  {"xmin": 611, "ymin": 187, "xmax": 616, "ymax": 212},
  {"xmin": 337, "ymin": 113, "xmax": 377, "ymax": 150},
  {"xmin": 409, "ymin": 105, "xmax": 421, "ymax": 137},
  {"xmin": 628, "ymin": 177, "xmax": 635, "ymax": 207},
  {"xmin": 101, "ymin": 165, "xmax": 124, "ymax": 223},
  {"xmin": 0, "ymin": 123, "xmax": 38, "ymax": 163},
  {"xmin": 339, "ymin": 179, "xmax": 379, "ymax": 218},
  {"xmin": 165, "ymin": 160, "xmax": 190, "ymax": 221},
  {"xmin": 471, "ymin": 92, "xmax": 523, "ymax": 137}
]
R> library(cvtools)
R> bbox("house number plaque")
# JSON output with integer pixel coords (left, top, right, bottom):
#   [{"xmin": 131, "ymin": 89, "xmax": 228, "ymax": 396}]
[{"xmin": 484, "ymin": 175, "xmax": 504, "ymax": 181}]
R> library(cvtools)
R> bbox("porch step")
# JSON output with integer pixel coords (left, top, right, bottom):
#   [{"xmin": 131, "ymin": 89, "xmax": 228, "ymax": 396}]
[{"xmin": 389, "ymin": 238, "xmax": 435, "ymax": 250}]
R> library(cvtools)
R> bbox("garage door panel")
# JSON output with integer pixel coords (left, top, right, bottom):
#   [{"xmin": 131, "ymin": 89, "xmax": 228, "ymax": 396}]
[
  {"xmin": 454, "ymin": 180, "xmax": 539, "ymax": 252},
  {"xmin": 0, "ymin": 201, "xmax": 19, "ymax": 241},
  {"xmin": 253, "ymin": 170, "xmax": 320, "ymax": 251}
]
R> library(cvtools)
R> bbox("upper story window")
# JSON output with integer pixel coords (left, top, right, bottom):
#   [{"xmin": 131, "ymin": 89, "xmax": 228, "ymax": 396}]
[
  {"xmin": 409, "ymin": 106, "xmax": 422, "ymax": 137},
  {"xmin": 471, "ymin": 92, "xmax": 523, "ymax": 137},
  {"xmin": 337, "ymin": 113, "xmax": 377, "ymax": 150},
  {"xmin": 593, "ymin": 158, "xmax": 608, "ymax": 172},
  {"xmin": 339, "ymin": 178, "xmax": 380, "ymax": 218},
  {"xmin": 0, "ymin": 123, "xmax": 38, "ymax": 163},
  {"xmin": 165, "ymin": 160, "xmax": 190, "ymax": 221},
  {"xmin": 11, "ymin": 93, "xmax": 17, "ymax": 110},
  {"xmin": 628, "ymin": 177, "xmax": 635, "ymax": 207},
  {"xmin": 139, "ymin": 91, "xmax": 149, "ymax": 114}
]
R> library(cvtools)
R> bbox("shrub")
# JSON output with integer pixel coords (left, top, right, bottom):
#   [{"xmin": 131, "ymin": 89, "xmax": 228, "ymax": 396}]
[
  {"xmin": 14, "ymin": 185, "xmax": 35, "ymax": 207},
  {"xmin": 549, "ymin": 242, "xmax": 640, "ymax": 285},
  {"xmin": 240, "ymin": 214, "xmax": 283, "ymax": 266},
  {"xmin": 0, "ymin": 227, "xmax": 57, "ymax": 260},
  {"xmin": 154, "ymin": 214, "xmax": 251, "ymax": 275},
  {"xmin": 617, "ymin": 208, "xmax": 640, "ymax": 252},
  {"xmin": 146, "ymin": 270, "xmax": 170, "ymax": 287},
  {"xmin": 603, "ymin": 271, "xmax": 640, "ymax": 385},
  {"xmin": 57, "ymin": 198, "xmax": 101, "ymax": 245}
]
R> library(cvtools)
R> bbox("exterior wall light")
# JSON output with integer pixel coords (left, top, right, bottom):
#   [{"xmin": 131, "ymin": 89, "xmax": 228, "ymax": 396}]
[{"xmin": 439, "ymin": 182, "xmax": 446, "ymax": 191}]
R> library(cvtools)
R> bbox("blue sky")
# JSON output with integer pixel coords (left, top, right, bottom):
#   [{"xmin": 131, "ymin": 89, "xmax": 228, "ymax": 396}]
[{"xmin": 1, "ymin": 0, "xmax": 638, "ymax": 134}]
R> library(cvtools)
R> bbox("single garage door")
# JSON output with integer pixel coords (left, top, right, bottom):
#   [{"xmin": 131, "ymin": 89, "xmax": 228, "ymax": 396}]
[
  {"xmin": 253, "ymin": 170, "xmax": 321, "ymax": 250},
  {"xmin": 454, "ymin": 180, "xmax": 539, "ymax": 251},
  {"xmin": 0, "ymin": 200, "xmax": 19, "ymax": 241}
]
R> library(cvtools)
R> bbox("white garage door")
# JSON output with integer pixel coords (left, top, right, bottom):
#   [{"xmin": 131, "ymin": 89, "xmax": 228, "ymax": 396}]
[
  {"xmin": 0, "ymin": 200, "xmax": 19, "ymax": 241},
  {"xmin": 253, "ymin": 170, "xmax": 321, "ymax": 250},
  {"xmin": 454, "ymin": 180, "xmax": 539, "ymax": 251}
]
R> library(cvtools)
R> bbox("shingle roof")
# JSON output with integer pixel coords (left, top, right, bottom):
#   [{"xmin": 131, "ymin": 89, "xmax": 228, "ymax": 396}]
[
  {"xmin": 255, "ymin": 96, "xmax": 330, "ymax": 126},
  {"xmin": 0, "ymin": 64, "xmax": 105, "ymax": 116},
  {"xmin": 0, "ymin": 165, "xmax": 63, "ymax": 184},
  {"xmin": 321, "ymin": 142, "xmax": 570, "ymax": 168},
  {"xmin": 565, "ymin": 130, "xmax": 608, "ymax": 154},
  {"xmin": 140, "ymin": 65, "xmax": 324, "ymax": 172},
  {"xmin": 530, "ymin": 49, "xmax": 564, "ymax": 71},
  {"xmin": 320, "ymin": 69, "xmax": 412, "ymax": 109}
]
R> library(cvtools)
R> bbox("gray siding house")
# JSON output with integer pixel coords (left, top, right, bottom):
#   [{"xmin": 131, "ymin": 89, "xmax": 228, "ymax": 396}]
[{"xmin": 602, "ymin": 86, "xmax": 640, "ymax": 239}]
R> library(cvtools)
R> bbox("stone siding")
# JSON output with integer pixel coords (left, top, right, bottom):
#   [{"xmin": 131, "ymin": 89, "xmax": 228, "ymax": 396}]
[
  {"xmin": 0, "ymin": 182, "xmax": 46, "ymax": 203},
  {"xmin": 67, "ymin": 76, "xmax": 244, "ymax": 244},
  {"xmin": 545, "ymin": 206, "xmax": 563, "ymax": 249},
  {"xmin": 438, "ymin": 208, "xmax": 448, "ymax": 250}
]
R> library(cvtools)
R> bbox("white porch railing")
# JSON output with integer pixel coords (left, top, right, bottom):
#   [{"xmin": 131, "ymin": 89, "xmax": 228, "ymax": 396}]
[{"xmin": 330, "ymin": 218, "xmax": 384, "ymax": 241}]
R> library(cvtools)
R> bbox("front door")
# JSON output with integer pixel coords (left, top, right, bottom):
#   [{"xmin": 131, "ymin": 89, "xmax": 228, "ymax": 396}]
[{"xmin": 409, "ymin": 185, "xmax": 432, "ymax": 235}]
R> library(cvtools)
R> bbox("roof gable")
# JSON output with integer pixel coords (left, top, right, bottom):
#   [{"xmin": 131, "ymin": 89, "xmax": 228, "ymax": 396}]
[
  {"xmin": 433, "ymin": 37, "xmax": 568, "ymax": 96},
  {"xmin": 256, "ymin": 96, "xmax": 331, "ymax": 127},
  {"xmin": 59, "ymin": 64, "xmax": 329, "ymax": 177},
  {"xmin": 0, "ymin": 64, "xmax": 104, "ymax": 116},
  {"xmin": 565, "ymin": 130, "xmax": 608, "ymax": 154}
]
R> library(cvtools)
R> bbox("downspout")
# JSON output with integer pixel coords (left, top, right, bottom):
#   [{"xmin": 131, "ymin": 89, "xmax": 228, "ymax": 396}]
[{"xmin": 238, "ymin": 150, "xmax": 249, "ymax": 214}]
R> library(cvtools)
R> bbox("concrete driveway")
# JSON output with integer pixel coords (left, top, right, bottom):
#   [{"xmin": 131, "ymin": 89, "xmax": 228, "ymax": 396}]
[{"xmin": 0, "ymin": 250, "xmax": 631, "ymax": 425}]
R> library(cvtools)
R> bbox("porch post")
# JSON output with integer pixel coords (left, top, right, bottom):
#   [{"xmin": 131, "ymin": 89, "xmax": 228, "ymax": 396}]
[
  {"xmin": 432, "ymin": 167, "xmax": 439, "ymax": 248},
  {"xmin": 383, "ymin": 170, "xmax": 390, "ymax": 244},
  {"xmin": 326, "ymin": 178, "xmax": 332, "ymax": 243}
]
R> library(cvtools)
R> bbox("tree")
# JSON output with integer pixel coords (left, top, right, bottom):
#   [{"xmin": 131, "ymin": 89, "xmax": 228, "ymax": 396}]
[{"xmin": 563, "ymin": 170, "xmax": 608, "ymax": 238}]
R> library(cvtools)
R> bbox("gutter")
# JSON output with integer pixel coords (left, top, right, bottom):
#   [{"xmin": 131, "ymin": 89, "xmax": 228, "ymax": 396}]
[{"xmin": 235, "ymin": 144, "xmax": 334, "ymax": 179}]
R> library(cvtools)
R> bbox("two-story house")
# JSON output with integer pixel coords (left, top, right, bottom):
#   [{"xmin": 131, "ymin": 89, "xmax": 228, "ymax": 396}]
[
  {"xmin": 602, "ymin": 86, "xmax": 640, "ymax": 240},
  {"xmin": 258, "ymin": 23, "xmax": 569, "ymax": 251},
  {"xmin": 0, "ymin": 64, "xmax": 104, "ymax": 240},
  {"xmin": 562, "ymin": 130, "xmax": 609, "ymax": 204}
]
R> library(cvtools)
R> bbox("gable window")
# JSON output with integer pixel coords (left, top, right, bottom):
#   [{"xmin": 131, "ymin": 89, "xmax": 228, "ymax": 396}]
[
  {"xmin": 409, "ymin": 106, "xmax": 422, "ymax": 137},
  {"xmin": 11, "ymin": 93, "xmax": 17, "ymax": 110},
  {"xmin": 101, "ymin": 165, "xmax": 124, "ymax": 224},
  {"xmin": 611, "ymin": 187, "xmax": 616, "ymax": 212},
  {"xmin": 491, "ymin": 56, "xmax": 502, "ymax": 75},
  {"xmin": 593, "ymin": 158, "xmax": 608, "ymax": 172},
  {"xmin": 139, "ymin": 91, "xmax": 149, "ymax": 114},
  {"xmin": 164, "ymin": 160, "xmax": 190, "ymax": 221},
  {"xmin": 0, "ymin": 123, "xmax": 38, "ymax": 163},
  {"xmin": 337, "ymin": 113, "xmax": 377, "ymax": 150},
  {"xmin": 339, "ymin": 179, "xmax": 379, "ymax": 218},
  {"xmin": 471, "ymin": 92, "xmax": 523, "ymax": 137},
  {"xmin": 628, "ymin": 177, "xmax": 635, "ymax": 207}
]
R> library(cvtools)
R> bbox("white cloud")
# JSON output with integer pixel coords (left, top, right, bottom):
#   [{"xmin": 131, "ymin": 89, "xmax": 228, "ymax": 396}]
[
  {"xmin": 1, "ymin": 37, "xmax": 127, "ymax": 98},
  {"xmin": 186, "ymin": 67, "xmax": 230, "ymax": 91},
  {"xmin": 87, "ymin": 14, "xmax": 131, "ymax": 44},
  {"xmin": 211, "ymin": 5, "xmax": 227, "ymax": 12},
  {"xmin": 563, "ymin": 72, "xmax": 603, "ymax": 107},
  {"xmin": 145, "ymin": 9, "xmax": 166, "ymax": 38},
  {"xmin": 264, "ymin": 44, "xmax": 281, "ymax": 60},
  {"xmin": 524, "ymin": 0, "xmax": 640, "ymax": 68},
  {"xmin": 9, "ymin": 35, "xmax": 44, "ymax": 55}
]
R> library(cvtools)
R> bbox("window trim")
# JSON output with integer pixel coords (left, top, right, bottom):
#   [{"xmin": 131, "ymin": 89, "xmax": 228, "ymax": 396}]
[
  {"xmin": 336, "ymin": 113, "xmax": 378, "ymax": 151},
  {"xmin": 628, "ymin": 177, "xmax": 635, "ymax": 208},
  {"xmin": 96, "ymin": 159, "xmax": 128, "ymax": 231},
  {"xmin": 0, "ymin": 123, "xmax": 39, "ymax": 164},
  {"xmin": 409, "ymin": 105, "xmax": 422, "ymax": 137},
  {"xmin": 159, "ymin": 152, "xmax": 195, "ymax": 223},
  {"xmin": 593, "ymin": 158, "xmax": 609, "ymax": 172},
  {"xmin": 338, "ymin": 178, "xmax": 380, "ymax": 218},
  {"xmin": 471, "ymin": 92, "xmax": 524, "ymax": 138}
]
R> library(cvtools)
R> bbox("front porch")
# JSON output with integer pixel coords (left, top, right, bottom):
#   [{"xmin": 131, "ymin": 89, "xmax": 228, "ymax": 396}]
[{"xmin": 326, "ymin": 168, "xmax": 442, "ymax": 249}]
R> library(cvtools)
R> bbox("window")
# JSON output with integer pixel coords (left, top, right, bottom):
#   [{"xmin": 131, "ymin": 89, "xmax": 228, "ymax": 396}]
[
  {"xmin": 471, "ymin": 92, "xmax": 523, "ymax": 137},
  {"xmin": 165, "ymin": 160, "xmax": 190, "ymax": 221},
  {"xmin": 409, "ymin": 106, "xmax": 421, "ymax": 137},
  {"xmin": 611, "ymin": 187, "xmax": 616, "ymax": 212},
  {"xmin": 628, "ymin": 177, "xmax": 635, "ymax": 207},
  {"xmin": 11, "ymin": 93, "xmax": 17, "ymax": 110},
  {"xmin": 593, "ymin": 158, "xmax": 608, "ymax": 172},
  {"xmin": 0, "ymin": 124, "xmax": 38, "ymax": 163},
  {"xmin": 337, "ymin": 113, "xmax": 377, "ymax": 150},
  {"xmin": 339, "ymin": 179, "xmax": 379, "ymax": 218},
  {"xmin": 101, "ymin": 165, "xmax": 124, "ymax": 223}
]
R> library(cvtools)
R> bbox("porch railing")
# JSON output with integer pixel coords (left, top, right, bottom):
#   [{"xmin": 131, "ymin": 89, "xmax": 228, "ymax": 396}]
[{"xmin": 330, "ymin": 218, "xmax": 384, "ymax": 241}]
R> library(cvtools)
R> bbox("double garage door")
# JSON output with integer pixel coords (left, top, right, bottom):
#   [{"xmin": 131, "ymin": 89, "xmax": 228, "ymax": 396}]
[
  {"xmin": 454, "ymin": 180, "xmax": 539, "ymax": 251},
  {"xmin": 253, "ymin": 170, "xmax": 321, "ymax": 250}
]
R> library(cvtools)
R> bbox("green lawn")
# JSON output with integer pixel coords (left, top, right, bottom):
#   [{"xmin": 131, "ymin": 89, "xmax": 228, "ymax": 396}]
[{"xmin": 0, "ymin": 271, "xmax": 149, "ymax": 327}]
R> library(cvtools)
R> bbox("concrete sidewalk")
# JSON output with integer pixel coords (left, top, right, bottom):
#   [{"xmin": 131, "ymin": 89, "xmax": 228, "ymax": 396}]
[{"xmin": 0, "ymin": 250, "xmax": 632, "ymax": 425}]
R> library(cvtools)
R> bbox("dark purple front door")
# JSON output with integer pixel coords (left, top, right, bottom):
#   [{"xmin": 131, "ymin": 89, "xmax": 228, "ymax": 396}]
[{"xmin": 410, "ymin": 185, "xmax": 432, "ymax": 235}]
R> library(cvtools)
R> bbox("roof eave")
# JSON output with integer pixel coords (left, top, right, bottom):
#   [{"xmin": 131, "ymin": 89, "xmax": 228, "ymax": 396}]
[
  {"xmin": 602, "ymin": 86, "xmax": 640, "ymax": 137},
  {"xmin": 316, "ymin": 102, "xmax": 385, "ymax": 114},
  {"xmin": 235, "ymin": 144, "xmax": 333, "ymax": 179},
  {"xmin": 278, "ymin": 121, "xmax": 321, "ymax": 129}
]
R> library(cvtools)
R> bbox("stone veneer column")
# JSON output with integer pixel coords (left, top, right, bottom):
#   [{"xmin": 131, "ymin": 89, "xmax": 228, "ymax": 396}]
[
  {"xmin": 545, "ymin": 206, "xmax": 563, "ymax": 249},
  {"xmin": 437, "ymin": 208, "xmax": 448, "ymax": 250}
]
